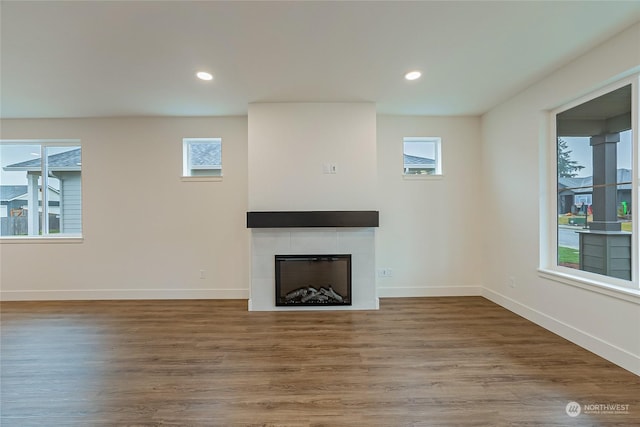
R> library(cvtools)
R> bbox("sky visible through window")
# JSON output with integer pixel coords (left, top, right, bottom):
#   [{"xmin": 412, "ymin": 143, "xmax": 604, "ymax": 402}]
[
  {"xmin": 1, "ymin": 145, "xmax": 41, "ymax": 185},
  {"xmin": 404, "ymin": 139, "xmax": 436, "ymax": 159},
  {"xmin": 562, "ymin": 130, "xmax": 632, "ymax": 177},
  {"xmin": 0, "ymin": 145, "xmax": 76, "ymax": 188}
]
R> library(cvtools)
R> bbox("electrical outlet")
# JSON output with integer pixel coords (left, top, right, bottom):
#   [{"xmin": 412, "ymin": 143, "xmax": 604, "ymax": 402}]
[
  {"xmin": 200, "ymin": 269, "xmax": 206, "ymax": 279},
  {"xmin": 508, "ymin": 276, "xmax": 515, "ymax": 288},
  {"xmin": 378, "ymin": 268, "xmax": 393, "ymax": 277}
]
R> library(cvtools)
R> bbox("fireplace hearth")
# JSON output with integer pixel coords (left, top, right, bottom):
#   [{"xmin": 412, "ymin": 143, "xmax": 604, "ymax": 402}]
[{"xmin": 275, "ymin": 255, "xmax": 352, "ymax": 306}]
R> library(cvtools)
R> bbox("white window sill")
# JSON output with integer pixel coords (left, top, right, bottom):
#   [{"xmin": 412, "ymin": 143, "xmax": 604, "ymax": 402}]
[
  {"xmin": 402, "ymin": 174, "xmax": 444, "ymax": 181},
  {"xmin": 0, "ymin": 236, "xmax": 84, "ymax": 244},
  {"xmin": 538, "ymin": 268, "xmax": 640, "ymax": 304},
  {"xmin": 181, "ymin": 176, "xmax": 223, "ymax": 182}
]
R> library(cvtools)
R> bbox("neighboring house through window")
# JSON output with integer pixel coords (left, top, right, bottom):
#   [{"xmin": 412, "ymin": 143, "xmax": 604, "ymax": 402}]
[
  {"xmin": 403, "ymin": 137, "xmax": 442, "ymax": 175},
  {"xmin": 550, "ymin": 78, "xmax": 637, "ymax": 289},
  {"xmin": 0, "ymin": 142, "xmax": 82, "ymax": 237},
  {"xmin": 182, "ymin": 138, "xmax": 222, "ymax": 177}
]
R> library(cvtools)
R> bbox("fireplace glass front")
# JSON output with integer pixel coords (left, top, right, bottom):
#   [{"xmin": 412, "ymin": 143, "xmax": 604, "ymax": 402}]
[{"xmin": 275, "ymin": 255, "xmax": 352, "ymax": 306}]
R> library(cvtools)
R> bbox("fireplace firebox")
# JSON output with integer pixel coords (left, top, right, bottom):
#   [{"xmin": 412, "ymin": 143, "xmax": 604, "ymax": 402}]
[{"xmin": 275, "ymin": 255, "xmax": 352, "ymax": 306}]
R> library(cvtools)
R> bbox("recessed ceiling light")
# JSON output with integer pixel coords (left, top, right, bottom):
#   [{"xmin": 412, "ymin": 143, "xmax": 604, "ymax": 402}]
[
  {"xmin": 196, "ymin": 71, "xmax": 213, "ymax": 81},
  {"xmin": 404, "ymin": 70, "xmax": 422, "ymax": 81}
]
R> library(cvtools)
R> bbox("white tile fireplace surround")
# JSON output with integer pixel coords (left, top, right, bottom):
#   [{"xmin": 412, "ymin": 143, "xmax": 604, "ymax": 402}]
[{"xmin": 249, "ymin": 228, "xmax": 378, "ymax": 311}]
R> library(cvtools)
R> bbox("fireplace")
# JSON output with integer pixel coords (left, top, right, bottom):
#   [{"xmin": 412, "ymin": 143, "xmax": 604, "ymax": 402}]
[
  {"xmin": 248, "ymin": 222, "xmax": 377, "ymax": 311},
  {"xmin": 275, "ymin": 254, "xmax": 352, "ymax": 306}
]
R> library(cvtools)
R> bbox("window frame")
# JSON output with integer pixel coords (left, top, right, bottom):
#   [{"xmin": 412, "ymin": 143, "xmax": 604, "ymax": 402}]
[
  {"xmin": 0, "ymin": 139, "xmax": 83, "ymax": 242},
  {"xmin": 181, "ymin": 137, "xmax": 223, "ymax": 181},
  {"xmin": 402, "ymin": 136, "xmax": 443, "ymax": 179},
  {"xmin": 540, "ymin": 75, "xmax": 639, "ymax": 297}
]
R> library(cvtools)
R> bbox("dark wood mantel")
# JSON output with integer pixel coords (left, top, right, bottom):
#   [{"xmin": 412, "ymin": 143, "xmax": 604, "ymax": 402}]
[{"xmin": 246, "ymin": 211, "xmax": 379, "ymax": 228}]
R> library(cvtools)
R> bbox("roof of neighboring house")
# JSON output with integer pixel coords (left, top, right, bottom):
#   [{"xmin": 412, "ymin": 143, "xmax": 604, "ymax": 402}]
[
  {"xmin": 3, "ymin": 148, "xmax": 81, "ymax": 172},
  {"xmin": 558, "ymin": 176, "xmax": 588, "ymax": 192},
  {"xmin": 190, "ymin": 142, "xmax": 221, "ymax": 167},
  {"xmin": 558, "ymin": 168, "xmax": 632, "ymax": 193},
  {"xmin": 0, "ymin": 185, "xmax": 28, "ymax": 202},
  {"xmin": 403, "ymin": 154, "xmax": 434, "ymax": 167}
]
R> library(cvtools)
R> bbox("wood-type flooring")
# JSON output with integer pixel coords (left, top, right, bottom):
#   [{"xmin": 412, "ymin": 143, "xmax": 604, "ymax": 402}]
[{"xmin": 1, "ymin": 297, "xmax": 639, "ymax": 426}]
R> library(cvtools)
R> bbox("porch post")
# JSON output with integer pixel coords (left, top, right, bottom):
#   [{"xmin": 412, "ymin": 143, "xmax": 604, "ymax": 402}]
[
  {"xmin": 589, "ymin": 133, "xmax": 620, "ymax": 231},
  {"xmin": 26, "ymin": 173, "xmax": 39, "ymax": 235},
  {"xmin": 578, "ymin": 132, "xmax": 631, "ymax": 280}
]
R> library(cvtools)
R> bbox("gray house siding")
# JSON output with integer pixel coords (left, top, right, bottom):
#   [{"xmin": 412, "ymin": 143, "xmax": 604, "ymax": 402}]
[{"xmin": 59, "ymin": 172, "xmax": 82, "ymax": 233}]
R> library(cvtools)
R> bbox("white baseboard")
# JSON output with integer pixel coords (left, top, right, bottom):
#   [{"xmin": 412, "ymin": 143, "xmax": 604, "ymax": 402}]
[
  {"xmin": 377, "ymin": 286, "xmax": 482, "ymax": 298},
  {"xmin": 0, "ymin": 288, "xmax": 250, "ymax": 301},
  {"xmin": 482, "ymin": 287, "xmax": 640, "ymax": 376}
]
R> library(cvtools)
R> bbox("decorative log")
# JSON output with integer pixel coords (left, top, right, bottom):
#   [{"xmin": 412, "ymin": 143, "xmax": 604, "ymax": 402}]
[
  {"xmin": 281, "ymin": 285, "xmax": 346, "ymax": 304},
  {"xmin": 320, "ymin": 285, "xmax": 343, "ymax": 302},
  {"xmin": 285, "ymin": 288, "xmax": 308, "ymax": 301},
  {"xmin": 300, "ymin": 288, "xmax": 319, "ymax": 303}
]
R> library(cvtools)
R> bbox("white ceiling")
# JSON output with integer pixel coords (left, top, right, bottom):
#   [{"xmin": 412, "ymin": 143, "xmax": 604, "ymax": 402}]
[{"xmin": 1, "ymin": 1, "xmax": 639, "ymax": 119}]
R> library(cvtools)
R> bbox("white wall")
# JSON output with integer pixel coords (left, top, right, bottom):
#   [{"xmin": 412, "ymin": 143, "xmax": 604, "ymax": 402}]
[
  {"xmin": 376, "ymin": 116, "xmax": 483, "ymax": 297},
  {"xmin": 248, "ymin": 103, "xmax": 377, "ymax": 211},
  {"xmin": 0, "ymin": 117, "xmax": 249, "ymax": 299},
  {"xmin": 481, "ymin": 23, "xmax": 640, "ymax": 375},
  {"xmin": 1, "ymin": 110, "xmax": 479, "ymax": 304}
]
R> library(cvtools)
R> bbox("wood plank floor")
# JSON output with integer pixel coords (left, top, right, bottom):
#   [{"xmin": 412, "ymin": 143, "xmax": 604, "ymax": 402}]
[{"xmin": 1, "ymin": 297, "xmax": 639, "ymax": 426}]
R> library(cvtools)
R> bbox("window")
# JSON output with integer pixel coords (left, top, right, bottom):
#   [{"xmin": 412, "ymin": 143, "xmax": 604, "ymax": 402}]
[
  {"xmin": 403, "ymin": 137, "xmax": 442, "ymax": 176},
  {"xmin": 182, "ymin": 138, "xmax": 222, "ymax": 177},
  {"xmin": 551, "ymin": 79, "xmax": 637, "ymax": 287},
  {"xmin": 0, "ymin": 141, "xmax": 82, "ymax": 238}
]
